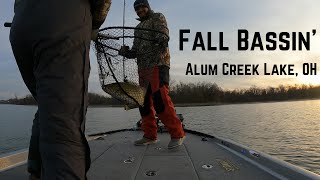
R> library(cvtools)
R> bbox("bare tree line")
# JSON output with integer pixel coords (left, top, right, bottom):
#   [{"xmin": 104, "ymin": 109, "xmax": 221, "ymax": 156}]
[
  {"xmin": 170, "ymin": 82, "xmax": 320, "ymax": 104},
  {"xmin": 1, "ymin": 83, "xmax": 320, "ymax": 106}
]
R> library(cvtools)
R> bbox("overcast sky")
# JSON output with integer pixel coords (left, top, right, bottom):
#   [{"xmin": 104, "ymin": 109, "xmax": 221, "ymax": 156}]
[{"xmin": 1, "ymin": 0, "xmax": 320, "ymax": 99}]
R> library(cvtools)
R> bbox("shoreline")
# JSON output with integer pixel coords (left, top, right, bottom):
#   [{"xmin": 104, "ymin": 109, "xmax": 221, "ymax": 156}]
[
  {"xmin": 174, "ymin": 97, "xmax": 320, "ymax": 107},
  {"xmin": 1, "ymin": 97, "xmax": 320, "ymax": 108}
]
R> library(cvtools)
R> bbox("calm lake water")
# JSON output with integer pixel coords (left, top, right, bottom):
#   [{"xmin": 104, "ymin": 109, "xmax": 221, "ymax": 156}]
[{"xmin": 0, "ymin": 100, "xmax": 319, "ymax": 175}]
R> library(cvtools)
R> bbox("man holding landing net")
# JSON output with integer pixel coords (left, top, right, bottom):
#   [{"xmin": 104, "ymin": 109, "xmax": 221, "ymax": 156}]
[{"xmin": 119, "ymin": 0, "xmax": 185, "ymax": 149}]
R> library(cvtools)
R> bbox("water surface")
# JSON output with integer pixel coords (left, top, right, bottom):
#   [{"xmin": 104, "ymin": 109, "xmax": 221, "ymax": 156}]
[{"xmin": 0, "ymin": 100, "xmax": 319, "ymax": 174}]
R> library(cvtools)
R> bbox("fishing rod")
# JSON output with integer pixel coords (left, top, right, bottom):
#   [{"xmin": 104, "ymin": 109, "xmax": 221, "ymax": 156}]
[{"xmin": 122, "ymin": 0, "xmax": 127, "ymax": 82}]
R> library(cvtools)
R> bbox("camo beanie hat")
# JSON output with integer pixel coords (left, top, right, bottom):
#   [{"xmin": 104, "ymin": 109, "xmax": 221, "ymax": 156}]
[{"xmin": 134, "ymin": 0, "xmax": 151, "ymax": 10}]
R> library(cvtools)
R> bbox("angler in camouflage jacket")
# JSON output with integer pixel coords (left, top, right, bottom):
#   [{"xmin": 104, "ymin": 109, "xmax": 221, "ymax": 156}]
[
  {"xmin": 120, "ymin": 2, "xmax": 169, "ymax": 70},
  {"xmin": 10, "ymin": 0, "xmax": 111, "ymax": 179},
  {"xmin": 133, "ymin": 10, "xmax": 170, "ymax": 70},
  {"xmin": 120, "ymin": 0, "xmax": 186, "ymax": 149}
]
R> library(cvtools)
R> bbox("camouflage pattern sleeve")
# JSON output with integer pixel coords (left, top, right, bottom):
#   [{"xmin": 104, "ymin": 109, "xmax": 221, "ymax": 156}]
[
  {"xmin": 153, "ymin": 13, "xmax": 169, "ymax": 47},
  {"xmin": 131, "ymin": 31, "xmax": 138, "ymax": 52},
  {"xmin": 91, "ymin": 0, "xmax": 112, "ymax": 30},
  {"xmin": 125, "ymin": 30, "xmax": 139, "ymax": 59}
]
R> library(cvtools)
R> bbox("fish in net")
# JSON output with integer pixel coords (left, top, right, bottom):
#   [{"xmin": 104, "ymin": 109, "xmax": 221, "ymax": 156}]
[{"xmin": 93, "ymin": 26, "xmax": 169, "ymax": 109}]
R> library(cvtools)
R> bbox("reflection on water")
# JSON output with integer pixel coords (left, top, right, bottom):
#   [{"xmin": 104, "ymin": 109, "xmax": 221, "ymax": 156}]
[
  {"xmin": 177, "ymin": 100, "xmax": 320, "ymax": 175},
  {"xmin": 0, "ymin": 100, "xmax": 319, "ymax": 174}
]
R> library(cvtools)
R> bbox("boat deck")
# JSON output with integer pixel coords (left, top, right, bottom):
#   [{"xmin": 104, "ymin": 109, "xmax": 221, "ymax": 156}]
[
  {"xmin": 87, "ymin": 130, "xmax": 277, "ymax": 180},
  {"xmin": 0, "ymin": 130, "xmax": 319, "ymax": 179}
]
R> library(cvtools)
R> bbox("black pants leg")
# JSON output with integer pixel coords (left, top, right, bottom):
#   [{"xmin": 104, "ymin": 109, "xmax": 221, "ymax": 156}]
[{"xmin": 10, "ymin": 0, "xmax": 92, "ymax": 179}]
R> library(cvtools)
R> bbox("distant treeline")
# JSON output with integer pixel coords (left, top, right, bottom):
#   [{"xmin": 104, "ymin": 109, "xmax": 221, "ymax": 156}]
[
  {"xmin": 170, "ymin": 82, "xmax": 320, "ymax": 104},
  {"xmin": 1, "ymin": 83, "xmax": 320, "ymax": 106},
  {"xmin": 0, "ymin": 93, "xmax": 122, "ymax": 106}
]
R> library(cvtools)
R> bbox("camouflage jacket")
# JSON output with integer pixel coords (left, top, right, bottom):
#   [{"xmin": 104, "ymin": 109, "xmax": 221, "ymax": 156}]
[
  {"xmin": 90, "ymin": 0, "xmax": 111, "ymax": 30},
  {"xmin": 131, "ymin": 11, "xmax": 170, "ymax": 70}
]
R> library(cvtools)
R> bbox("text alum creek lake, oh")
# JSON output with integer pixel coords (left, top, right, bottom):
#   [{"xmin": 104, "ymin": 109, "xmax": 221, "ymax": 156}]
[
  {"xmin": 185, "ymin": 63, "xmax": 311, "ymax": 76},
  {"xmin": 0, "ymin": 100, "xmax": 319, "ymax": 175}
]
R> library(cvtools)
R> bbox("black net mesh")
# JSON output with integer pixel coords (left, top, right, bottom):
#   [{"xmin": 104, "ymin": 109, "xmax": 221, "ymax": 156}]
[{"xmin": 93, "ymin": 26, "xmax": 168, "ymax": 109}]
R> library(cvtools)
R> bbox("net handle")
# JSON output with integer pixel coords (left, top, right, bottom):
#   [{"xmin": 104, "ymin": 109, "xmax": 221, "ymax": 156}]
[{"xmin": 4, "ymin": 22, "xmax": 12, "ymax": 27}]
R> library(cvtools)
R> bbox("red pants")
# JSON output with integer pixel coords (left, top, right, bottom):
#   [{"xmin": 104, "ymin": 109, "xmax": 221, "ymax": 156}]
[{"xmin": 139, "ymin": 66, "xmax": 185, "ymax": 140}]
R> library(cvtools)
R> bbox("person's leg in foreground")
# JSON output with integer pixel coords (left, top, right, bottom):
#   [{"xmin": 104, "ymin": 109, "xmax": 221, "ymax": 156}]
[{"xmin": 10, "ymin": 0, "xmax": 92, "ymax": 179}]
